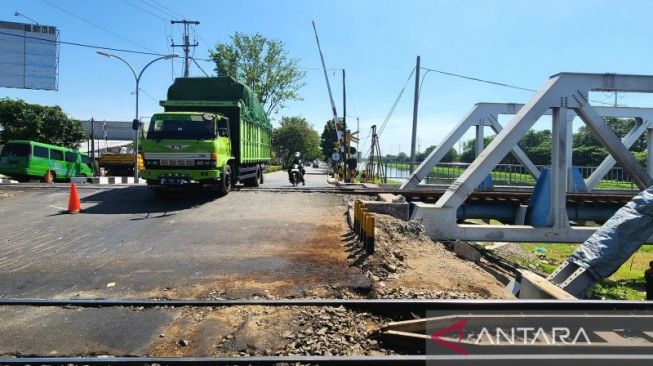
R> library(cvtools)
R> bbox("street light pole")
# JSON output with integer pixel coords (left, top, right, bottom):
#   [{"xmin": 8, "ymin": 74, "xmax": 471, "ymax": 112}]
[{"xmin": 96, "ymin": 51, "xmax": 178, "ymax": 180}]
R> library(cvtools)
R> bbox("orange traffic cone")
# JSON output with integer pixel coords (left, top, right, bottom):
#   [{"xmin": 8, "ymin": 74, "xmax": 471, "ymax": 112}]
[{"xmin": 68, "ymin": 182, "xmax": 81, "ymax": 214}]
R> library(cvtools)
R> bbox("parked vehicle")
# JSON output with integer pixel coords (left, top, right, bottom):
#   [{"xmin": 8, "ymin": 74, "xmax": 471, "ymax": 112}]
[
  {"xmin": 0, "ymin": 140, "xmax": 94, "ymax": 182},
  {"xmin": 99, "ymin": 152, "xmax": 143, "ymax": 176},
  {"xmin": 141, "ymin": 77, "xmax": 272, "ymax": 196}
]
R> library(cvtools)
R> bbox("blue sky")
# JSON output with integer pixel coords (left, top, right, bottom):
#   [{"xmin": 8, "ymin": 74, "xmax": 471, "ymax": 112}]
[{"xmin": 3, "ymin": 0, "xmax": 653, "ymax": 156}]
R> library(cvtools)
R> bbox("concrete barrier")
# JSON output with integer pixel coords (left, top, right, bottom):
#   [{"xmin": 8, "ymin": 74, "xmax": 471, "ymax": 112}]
[
  {"xmin": 516, "ymin": 270, "xmax": 577, "ymax": 300},
  {"xmin": 89, "ymin": 176, "xmax": 143, "ymax": 185},
  {"xmin": 90, "ymin": 177, "xmax": 109, "ymax": 184},
  {"xmin": 377, "ymin": 193, "xmax": 406, "ymax": 203},
  {"xmin": 0, "ymin": 178, "xmax": 19, "ymax": 184},
  {"xmin": 359, "ymin": 200, "xmax": 410, "ymax": 221}
]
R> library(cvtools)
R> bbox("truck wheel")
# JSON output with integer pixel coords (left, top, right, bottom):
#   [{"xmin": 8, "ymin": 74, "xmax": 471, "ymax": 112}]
[
  {"xmin": 243, "ymin": 165, "xmax": 260, "ymax": 187},
  {"xmin": 250, "ymin": 166, "xmax": 261, "ymax": 187},
  {"xmin": 217, "ymin": 165, "xmax": 231, "ymax": 196}
]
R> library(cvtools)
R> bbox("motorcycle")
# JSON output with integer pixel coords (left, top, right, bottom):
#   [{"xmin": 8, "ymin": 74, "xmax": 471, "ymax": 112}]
[{"xmin": 290, "ymin": 164, "xmax": 301, "ymax": 187}]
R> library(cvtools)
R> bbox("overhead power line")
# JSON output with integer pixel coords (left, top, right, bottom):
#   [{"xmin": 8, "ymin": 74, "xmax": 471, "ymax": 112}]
[
  {"xmin": 196, "ymin": 31, "xmax": 212, "ymax": 51},
  {"xmin": 141, "ymin": 0, "xmax": 180, "ymax": 19},
  {"xmin": 40, "ymin": 0, "xmax": 160, "ymax": 54},
  {"xmin": 420, "ymin": 66, "xmax": 614, "ymax": 106},
  {"xmin": 148, "ymin": 0, "xmax": 186, "ymax": 18},
  {"xmin": 191, "ymin": 58, "xmax": 210, "ymax": 77},
  {"xmin": 420, "ymin": 66, "xmax": 536, "ymax": 92},
  {"xmin": 378, "ymin": 67, "xmax": 416, "ymax": 136},
  {"xmin": 0, "ymin": 30, "xmax": 169, "ymax": 56},
  {"xmin": 362, "ymin": 67, "xmax": 415, "ymax": 160},
  {"xmin": 120, "ymin": 0, "xmax": 168, "ymax": 21}
]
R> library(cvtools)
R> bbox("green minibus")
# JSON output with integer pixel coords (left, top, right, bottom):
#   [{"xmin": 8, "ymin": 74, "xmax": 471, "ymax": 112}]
[{"xmin": 0, "ymin": 140, "xmax": 95, "ymax": 182}]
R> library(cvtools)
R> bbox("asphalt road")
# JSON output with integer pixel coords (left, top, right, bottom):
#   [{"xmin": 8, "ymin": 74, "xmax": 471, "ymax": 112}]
[
  {"xmin": 0, "ymin": 165, "xmax": 371, "ymax": 356},
  {"xmin": 0, "ymin": 166, "xmax": 365, "ymax": 300},
  {"xmin": 261, "ymin": 165, "xmax": 330, "ymax": 188}
]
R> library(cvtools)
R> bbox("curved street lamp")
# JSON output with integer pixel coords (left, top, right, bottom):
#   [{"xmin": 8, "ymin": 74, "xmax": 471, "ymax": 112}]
[{"xmin": 96, "ymin": 51, "xmax": 178, "ymax": 180}]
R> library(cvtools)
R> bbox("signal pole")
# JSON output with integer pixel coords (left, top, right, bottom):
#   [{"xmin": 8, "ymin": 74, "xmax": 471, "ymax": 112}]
[
  {"xmin": 343, "ymin": 69, "xmax": 348, "ymax": 181},
  {"xmin": 171, "ymin": 20, "xmax": 200, "ymax": 77},
  {"xmin": 410, "ymin": 55, "xmax": 420, "ymax": 172}
]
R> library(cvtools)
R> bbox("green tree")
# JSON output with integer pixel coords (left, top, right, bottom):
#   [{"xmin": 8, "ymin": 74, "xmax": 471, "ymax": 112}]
[
  {"xmin": 460, "ymin": 129, "xmax": 552, "ymax": 165},
  {"xmin": 384, "ymin": 154, "xmax": 397, "ymax": 162},
  {"xmin": 455, "ymin": 118, "xmax": 648, "ymax": 167},
  {"xmin": 460, "ymin": 136, "xmax": 494, "ymax": 163},
  {"xmin": 0, "ymin": 98, "xmax": 85, "ymax": 148},
  {"xmin": 272, "ymin": 116, "xmax": 321, "ymax": 163},
  {"xmin": 396, "ymin": 152, "xmax": 409, "ymax": 162},
  {"xmin": 210, "ymin": 32, "xmax": 306, "ymax": 117},
  {"xmin": 573, "ymin": 117, "xmax": 646, "ymax": 166},
  {"xmin": 416, "ymin": 145, "xmax": 458, "ymax": 163},
  {"xmin": 320, "ymin": 119, "xmax": 341, "ymax": 160}
]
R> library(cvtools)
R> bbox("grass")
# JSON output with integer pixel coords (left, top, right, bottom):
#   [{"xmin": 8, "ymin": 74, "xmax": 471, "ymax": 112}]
[
  {"xmin": 263, "ymin": 165, "xmax": 283, "ymax": 174},
  {"xmin": 594, "ymin": 181, "xmax": 637, "ymax": 190},
  {"xmin": 520, "ymin": 243, "xmax": 653, "ymax": 300},
  {"xmin": 350, "ymin": 176, "xmax": 401, "ymax": 185}
]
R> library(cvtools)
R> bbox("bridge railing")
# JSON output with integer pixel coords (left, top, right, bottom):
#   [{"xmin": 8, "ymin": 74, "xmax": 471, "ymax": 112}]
[{"xmin": 381, "ymin": 162, "xmax": 637, "ymax": 189}]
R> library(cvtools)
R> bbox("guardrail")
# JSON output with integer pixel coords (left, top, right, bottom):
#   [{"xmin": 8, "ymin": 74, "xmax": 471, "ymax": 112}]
[{"xmin": 380, "ymin": 162, "xmax": 637, "ymax": 189}]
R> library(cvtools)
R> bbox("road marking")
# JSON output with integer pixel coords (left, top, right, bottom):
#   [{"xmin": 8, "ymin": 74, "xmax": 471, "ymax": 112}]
[{"xmin": 9, "ymin": 262, "xmax": 36, "ymax": 273}]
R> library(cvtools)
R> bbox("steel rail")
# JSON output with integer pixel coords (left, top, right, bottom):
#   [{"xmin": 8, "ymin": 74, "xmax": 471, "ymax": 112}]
[
  {"xmin": 238, "ymin": 186, "xmax": 637, "ymax": 203},
  {"xmin": 2, "ymin": 354, "xmax": 653, "ymax": 365},
  {"xmin": 1, "ymin": 298, "xmax": 652, "ymax": 311},
  {"xmin": 1, "ymin": 183, "xmax": 637, "ymax": 202},
  {"xmin": 1, "ymin": 300, "xmax": 652, "ymax": 365}
]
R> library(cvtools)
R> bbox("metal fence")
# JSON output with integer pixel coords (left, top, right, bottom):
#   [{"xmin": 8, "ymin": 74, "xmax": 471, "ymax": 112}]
[{"xmin": 381, "ymin": 162, "xmax": 637, "ymax": 189}]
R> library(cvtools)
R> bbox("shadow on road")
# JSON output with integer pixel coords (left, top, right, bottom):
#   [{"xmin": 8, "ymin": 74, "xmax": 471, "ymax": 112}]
[
  {"xmin": 342, "ymin": 231, "xmax": 370, "ymax": 267},
  {"xmin": 80, "ymin": 187, "xmax": 217, "ymax": 215}
]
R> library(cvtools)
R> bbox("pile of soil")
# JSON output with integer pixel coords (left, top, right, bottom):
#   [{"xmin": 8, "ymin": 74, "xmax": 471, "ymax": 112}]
[
  {"xmin": 149, "ymin": 305, "xmax": 389, "ymax": 357},
  {"xmin": 349, "ymin": 211, "xmax": 513, "ymax": 300}
]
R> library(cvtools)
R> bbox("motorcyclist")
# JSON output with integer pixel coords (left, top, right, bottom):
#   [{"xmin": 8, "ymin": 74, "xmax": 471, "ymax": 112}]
[{"xmin": 287, "ymin": 152, "xmax": 306, "ymax": 185}]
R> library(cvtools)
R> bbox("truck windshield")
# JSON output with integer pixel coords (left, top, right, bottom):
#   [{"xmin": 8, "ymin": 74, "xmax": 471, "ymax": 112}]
[
  {"xmin": 147, "ymin": 119, "xmax": 216, "ymax": 140},
  {"xmin": 0, "ymin": 143, "xmax": 30, "ymax": 158}
]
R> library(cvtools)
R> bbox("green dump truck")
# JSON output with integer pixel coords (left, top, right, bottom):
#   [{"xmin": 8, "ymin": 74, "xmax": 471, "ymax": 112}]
[{"xmin": 141, "ymin": 77, "xmax": 272, "ymax": 196}]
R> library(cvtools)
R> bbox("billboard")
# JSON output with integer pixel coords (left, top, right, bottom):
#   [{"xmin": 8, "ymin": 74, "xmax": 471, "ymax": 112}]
[{"xmin": 0, "ymin": 20, "xmax": 59, "ymax": 90}]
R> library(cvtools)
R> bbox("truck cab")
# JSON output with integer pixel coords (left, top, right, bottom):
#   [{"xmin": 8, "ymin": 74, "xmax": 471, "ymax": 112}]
[{"xmin": 141, "ymin": 112, "xmax": 233, "ymax": 195}]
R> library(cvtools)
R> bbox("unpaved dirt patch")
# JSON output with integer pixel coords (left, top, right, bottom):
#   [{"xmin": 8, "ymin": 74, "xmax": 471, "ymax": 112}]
[
  {"xmin": 489, "ymin": 243, "xmax": 538, "ymax": 264},
  {"xmin": 347, "ymin": 211, "xmax": 513, "ymax": 299},
  {"xmin": 147, "ymin": 276, "xmax": 296, "ymax": 300},
  {"xmin": 148, "ymin": 305, "xmax": 389, "ymax": 356},
  {"xmin": 0, "ymin": 190, "xmax": 14, "ymax": 200}
]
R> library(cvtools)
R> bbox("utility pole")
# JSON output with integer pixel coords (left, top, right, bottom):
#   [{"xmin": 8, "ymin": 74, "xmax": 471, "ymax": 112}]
[
  {"xmin": 312, "ymin": 21, "xmax": 344, "ymax": 179},
  {"xmin": 356, "ymin": 117, "xmax": 360, "ymax": 161},
  {"xmin": 342, "ymin": 69, "xmax": 348, "ymax": 181},
  {"xmin": 96, "ymin": 51, "xmax": 178, "ymax": 179},
  {"xmin": 410, "ymin": 55, "xmax": 420, "ymax": 172},
  {"xmin": 90, "ymin": 118, "xmax": 95, "ymax": 173},
  {"xmin": 171, "ymin": 20, "xmax": 200, "ymax": 78}
]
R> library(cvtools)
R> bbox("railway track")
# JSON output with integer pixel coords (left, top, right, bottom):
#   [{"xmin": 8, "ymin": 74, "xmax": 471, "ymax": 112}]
[
  {"xmin": 2, "ymin": 183, "xmax": 637, "ymax": 204},
  {"xmin": 239, "ymin": 186, "xmax": 637, "ymax": 204},
  {"xmin": 1, "ymin": 299, "xmax": 651, "ymax": 365}
]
